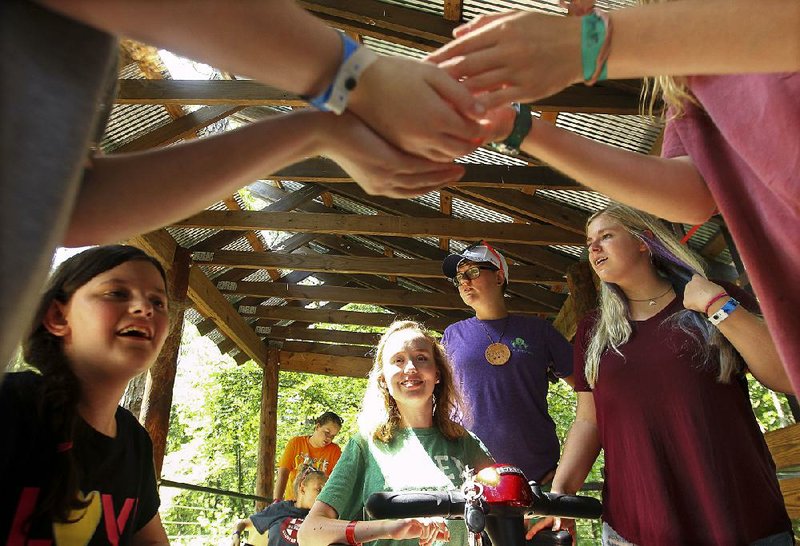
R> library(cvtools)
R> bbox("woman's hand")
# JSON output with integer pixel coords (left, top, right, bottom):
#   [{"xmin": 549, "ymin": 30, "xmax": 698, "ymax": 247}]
[
  {"xmin": 683, "ymin": 274, "xmax": 727, "ymax": 315},
  {"xmin": 527, "ymin": 516, "xmax": 576, "ymax": 546},
  {"xmin": 385, "ymin": 517, "xmax": 451, "ymax": 546},
  {"xmin": 426, "ymin": 11, "xmax": 583, "ymax": 111},
  {"xmin": 320, "ymin": 111, "xmax": 466, "ymax": 198}
]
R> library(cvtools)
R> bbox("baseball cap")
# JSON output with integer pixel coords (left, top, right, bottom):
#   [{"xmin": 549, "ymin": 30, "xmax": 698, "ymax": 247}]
[{"xmin": 442, "ymin": 241, "xmax": 509, "ymax": 283}]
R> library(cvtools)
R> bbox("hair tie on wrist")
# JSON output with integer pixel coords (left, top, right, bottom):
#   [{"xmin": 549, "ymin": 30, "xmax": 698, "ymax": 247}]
[
  {"xmin": 704, "ymin": 291, "xmax": 729, "ymax": 315},
  {"xmin": 346, "ymin": 520, "xmax": 362, "ymax": 546}
]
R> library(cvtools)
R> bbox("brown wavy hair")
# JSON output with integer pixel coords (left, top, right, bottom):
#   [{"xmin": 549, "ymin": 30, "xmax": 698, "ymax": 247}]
[{"xmin": 358, "ymin": 320, "xmax": 467, "ymax": 443}]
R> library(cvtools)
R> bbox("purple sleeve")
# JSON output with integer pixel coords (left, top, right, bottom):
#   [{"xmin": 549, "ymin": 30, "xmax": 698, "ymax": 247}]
[
  {"xmin": 544, "ymin": 321, "xmax": 574, "ymax": 378},
  {"xmin": 571, "ymin": 316, "xmax": 594, "ymax": 392}
]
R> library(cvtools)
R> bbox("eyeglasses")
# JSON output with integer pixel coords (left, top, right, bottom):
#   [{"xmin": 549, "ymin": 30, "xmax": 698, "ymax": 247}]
[{"xmin": 452, "ymin": 266, "xmax": 496, "ymax": 287}]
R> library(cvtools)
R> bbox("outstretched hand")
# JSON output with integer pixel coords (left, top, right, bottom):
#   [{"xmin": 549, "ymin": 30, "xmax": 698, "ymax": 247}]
[
  {"xmin": 527, "ymin": 516, "xmax": 576, "ymax": 546},
  {"xmin": 321, "ymin": 111, "xmax": 465, "ymax": 198},
  {"xmin": 348, "ymin": 56, "xmax": 486, "ymax": 162},
  {"xmin": 426, "ymin": 11, "xmax": 583, "ymax": 111},
  {"xmin": 385, "ymin": 517, "xmax": 451, "ymax": 546}
]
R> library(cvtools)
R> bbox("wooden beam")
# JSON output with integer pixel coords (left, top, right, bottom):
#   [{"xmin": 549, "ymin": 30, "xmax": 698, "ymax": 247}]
[
  {"xmin": 280, "ymin": 341, "xmax": 373, "ymax": 359},
  {"xmin": 195, "ymin": 250, "xmax": 566, "ymax": 285},
  {"xmin": 188, "ymin": 266, "xmax": 268, "ymax": 367},
  {"xmin": 217, "ymin": 281, "xmax": 551, "ymax": 313},
  {"xmin": 777, "ymin": 477, "xmax": 800, "ymax": 519},
  {"xmin": 443, "ymin": 0, "xmax": 463, "ymax": 22},
  {"xmin": 117, "ymin": 79, "xmax": 641, "ymax": 114},
  {"xmin": 765, "ymin": 423, "xmax": 800, "ymax": 471},
  {"xmin": 439, "ymin": 192, "xmax": 452, "ymax": 251},
  {"xmin": 272, "ymin": 158, "xmax": 584, "ymax": 190},
  {"xmin": 132, "ymin": 230, "xmax": 268, "ymax": 368},
  {"xmin": 278, "ymin": 351, "xmax": 372, "ymax": 378},
  {"xmin": 448, "ymin": 186, "xmax": 588, "ymax": 234},
  {"xmin": 243, "ymin": 306, "xmax": 455, "ymax": 332},
  {"xmin": 175, "ymin": 211, "xmax": 585, "ymax": 246},
  {"xmin": 114, "ymin": 105, "xmax": 242, "ymax": 153},
  {"xmin": 190, "ymin": 183, "xmax": 326, "ymax": 252},
  {"xmin": 260, "ymin": 325, "xmax": 380, "ymax": 346}
]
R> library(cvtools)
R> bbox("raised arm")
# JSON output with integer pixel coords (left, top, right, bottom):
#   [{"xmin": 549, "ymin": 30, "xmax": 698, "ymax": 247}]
[
  {"xmin": 428, "ymin": 0, "xmax": 800, "ymax": 109},
  {"xmin": 478, "ymin": 106, "xmax": 715, "ymax": 224},
  {"xmin": 35, "ymin": 0, "xmax": 484, "ymax": 161},
  {"xmin": 299, "ymin": 501, "xmax": 450, "ymax": 546},
  {"xmin": 683, "ymin": 275, "xmax": 792, "ymax": 393},
  {"xmin": 65, "ymin": 110, "xmax": 463, "ymax": 246},
  {"xmin": 527, "ymin": 392, "xmax": 600, "ymax": 540}
]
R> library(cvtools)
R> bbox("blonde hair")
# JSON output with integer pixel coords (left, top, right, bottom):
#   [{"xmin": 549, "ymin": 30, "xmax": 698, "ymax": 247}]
[
  {"xmin": 583, "ymin": 203, "xmax": 743, "ymax": 387},
  {"xmin": 292, "ymin": 465, "xmax": 326, "ymax": 498},
  {"xmin": 638, "ymin": 0, "xmax": 699, "ymax": 119},
  {"xmin": 358, "ymin": 321, "xmax": 467, "ymax": 443}
]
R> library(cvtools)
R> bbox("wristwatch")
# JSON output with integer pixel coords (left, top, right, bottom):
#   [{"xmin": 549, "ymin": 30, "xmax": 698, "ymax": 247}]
[
  {"xmin": 708, "ymin": 297, "xmax": 740, "ymax": 326},
  {"xmin": 489, "ymin": 103, "xmax": 533, "ymax": 156}
]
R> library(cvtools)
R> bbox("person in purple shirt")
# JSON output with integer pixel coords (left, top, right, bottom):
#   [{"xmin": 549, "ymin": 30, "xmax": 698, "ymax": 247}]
[
  {"xmin": 529, "ymin": 203, "xmax": 791, "ymax": 546},
  {"xmin": 441, "ymin": 241, "xmax": 574, "ymax": 485}
]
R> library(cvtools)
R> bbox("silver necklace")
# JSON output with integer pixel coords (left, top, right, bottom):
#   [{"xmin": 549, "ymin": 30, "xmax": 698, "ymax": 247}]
[{"xmin": 627, "ymin": 285, "xmax": 673, "ymax": 306}]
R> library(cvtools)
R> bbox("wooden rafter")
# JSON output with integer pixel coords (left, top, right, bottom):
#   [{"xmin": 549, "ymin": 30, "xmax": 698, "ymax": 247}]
[
  {"xmin": 271, "ymin": 158, "xmax": 585, "ymax": 191},
  {"xmin": 131, "ymin": 230, "xmax": 267, "ymax": 367},
  {"xmin": 193, "ymin": 250, "xmax": 566, "ymax": 285},
  {"xmin": 174, "ymin": 210, "xmax": 585, "ymax": 245},
  {"xmin": 216, "ymin": 282, "xmax": 550, "ymax": 314}
]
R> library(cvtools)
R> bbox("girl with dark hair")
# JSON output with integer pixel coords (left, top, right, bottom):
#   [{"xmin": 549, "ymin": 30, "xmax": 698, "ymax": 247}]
[
  {"xmin": 273, "ymin": 411, "xmax": 344, "ymax": 502},
  {"xmin": 1, "ymin": 245, "xmax": 171, "ymax": 544},
  {"xmin": 529, "ymin": 204, "xmax": 792, "ymax": 545},
  {"xmin": 230, "ymin": 466, "xmax": 327, "ymax": 546},
  {"xmin": 299, "ymin": 320, "xmax": 494, "ymax": 546}
]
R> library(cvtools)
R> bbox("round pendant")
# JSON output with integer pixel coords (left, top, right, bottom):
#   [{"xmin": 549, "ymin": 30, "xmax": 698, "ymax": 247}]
[{"xmin": 485, "ymin": 343, "xmax": 511, "ymax": 366}]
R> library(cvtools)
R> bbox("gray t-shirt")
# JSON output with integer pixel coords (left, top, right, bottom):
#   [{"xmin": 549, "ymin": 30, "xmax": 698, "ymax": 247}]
[
  {"xmin": 317, "ymin": 427, "xmax": 493, "ymax": 546},
  {"xmin": 1, "ymin": 1, "xmax": 117, "ymax": 368}
]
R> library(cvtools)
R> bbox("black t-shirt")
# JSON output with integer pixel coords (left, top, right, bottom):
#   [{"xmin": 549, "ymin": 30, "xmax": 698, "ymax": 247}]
[
  {"xmin": 250, "ymin": 501, "xmax": 309, "ymax": 546},
  {"xmin": 0, "ymin": 372, "xmax": 160, "ymax": 545}
]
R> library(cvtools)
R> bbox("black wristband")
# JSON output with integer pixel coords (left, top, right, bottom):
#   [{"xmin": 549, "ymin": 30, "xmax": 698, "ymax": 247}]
[{"xmin": 490, "ymin": 103, "xmax": 533, "ymax": 156}]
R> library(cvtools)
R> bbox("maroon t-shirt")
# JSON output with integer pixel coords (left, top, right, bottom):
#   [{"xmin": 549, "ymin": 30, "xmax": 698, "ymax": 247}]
[
  {"xmin": 661, "ymin": 72, "xmax": 800, "ymax": 399},
  {"xmin": 573, "ymin": 284, "xmax": 790, "ymax": 545}
]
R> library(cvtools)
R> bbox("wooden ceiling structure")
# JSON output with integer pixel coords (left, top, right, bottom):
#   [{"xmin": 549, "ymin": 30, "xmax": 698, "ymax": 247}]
[
  {"xmin": 114, "ymin": 0, "xmax": 744, "ymax": 498},
  {"xmin": 113, "ymin": 0, "xmax": 744, "ymax": 376}
]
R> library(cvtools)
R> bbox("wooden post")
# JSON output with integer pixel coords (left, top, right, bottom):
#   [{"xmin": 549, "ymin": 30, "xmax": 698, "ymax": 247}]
[
  {"xmin": 141, "ymin": 247, "xmax": 191, "ymax": 478},
  {"xmin": 554, "ymin": 261, "xmax": 598, "ymax": 341},
  {"xmin": 255, "ymin": 347, "xmax": 280, "ymax": 511},
  {"xmin": 567, "ymin": 261, "xmax": 599, "ymax": 324}
]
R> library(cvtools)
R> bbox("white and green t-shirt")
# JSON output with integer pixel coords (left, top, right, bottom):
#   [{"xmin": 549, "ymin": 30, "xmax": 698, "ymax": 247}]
[{"xmin": 317, "ymin": 427, "xmax": 493, "ymax": 546}]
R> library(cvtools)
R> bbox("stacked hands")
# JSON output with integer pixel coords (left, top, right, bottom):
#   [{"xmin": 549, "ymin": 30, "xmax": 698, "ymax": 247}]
[{"xmin": 328, "ymin": 10, "xmax": 578, "ymax": 198}]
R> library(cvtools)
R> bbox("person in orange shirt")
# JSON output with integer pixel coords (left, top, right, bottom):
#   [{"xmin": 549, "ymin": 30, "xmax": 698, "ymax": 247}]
[{"xmin": 274, "ymin": 412, "xmax": 343, "ymax": 501}]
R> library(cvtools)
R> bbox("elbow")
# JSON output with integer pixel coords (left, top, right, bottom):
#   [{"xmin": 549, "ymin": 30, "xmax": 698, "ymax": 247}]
[{"xmin": 297, "ymin": 517, "xmax": 319, "ymax": 546}]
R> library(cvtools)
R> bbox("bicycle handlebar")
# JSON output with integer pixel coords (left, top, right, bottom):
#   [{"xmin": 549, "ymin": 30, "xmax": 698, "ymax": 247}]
[{"xmin": 366, "ymin": 489, "xmax": 601, "ymax": 520}]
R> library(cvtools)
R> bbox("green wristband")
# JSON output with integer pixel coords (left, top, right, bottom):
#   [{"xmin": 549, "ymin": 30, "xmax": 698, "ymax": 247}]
[
  {"xmin": 490, "ymin": 103, "xmax": 532, "ymax": 156},
  {"xmin": 581, "ymin": 13, "xmax": 608, "ymax": 82}
]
